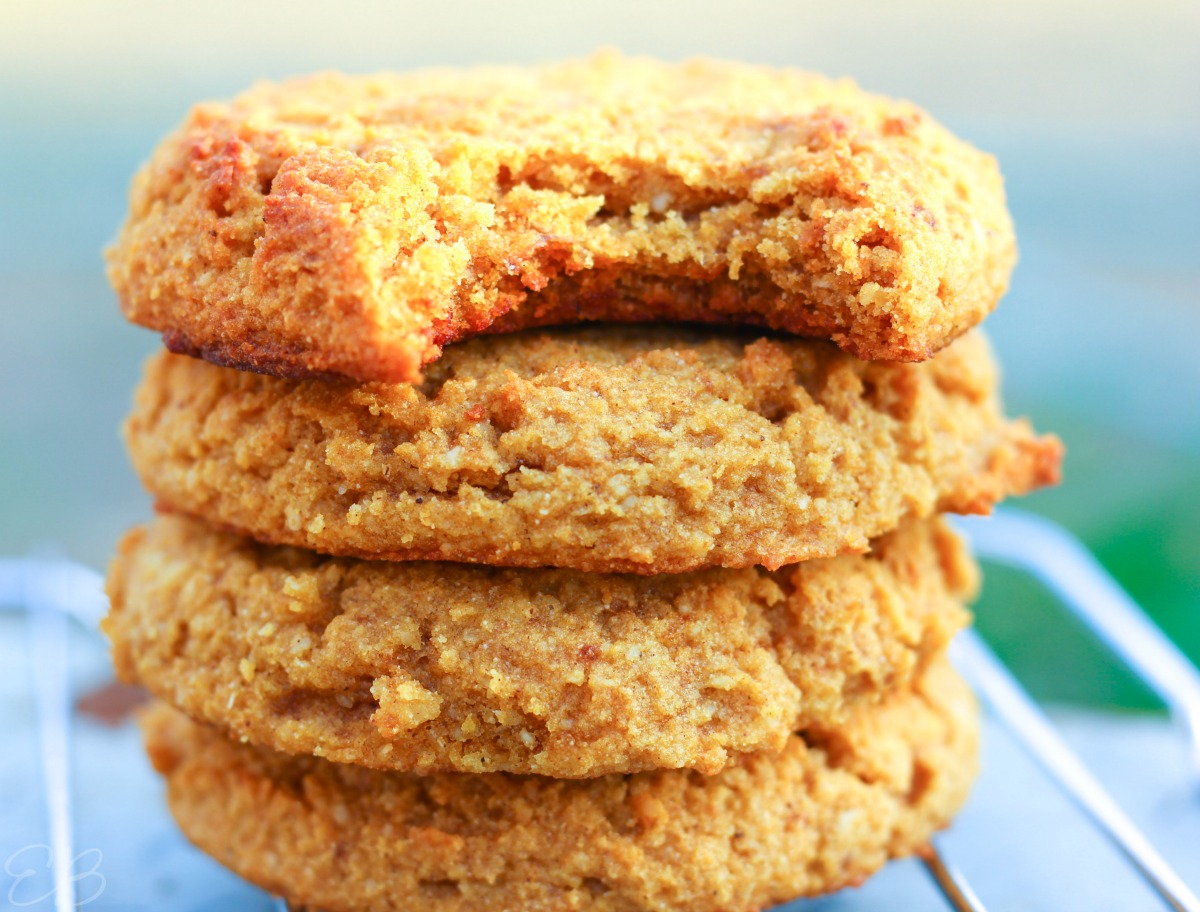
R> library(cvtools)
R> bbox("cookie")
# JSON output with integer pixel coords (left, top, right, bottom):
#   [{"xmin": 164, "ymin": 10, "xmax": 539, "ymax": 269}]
[
  {"xmin": 126, "ymin": 326, "xmax": 1060, "ymax": 574},
  {"xmin": 105, "ymin": 514, "xmax": 973, "ymax": 778},
  {"xmin": 143, "ymin": 657, "xmax": 977, "ymax": 912},
  {"xmin": 107, "ymin": 53, "xmax": 1015, "ymax": 383}
]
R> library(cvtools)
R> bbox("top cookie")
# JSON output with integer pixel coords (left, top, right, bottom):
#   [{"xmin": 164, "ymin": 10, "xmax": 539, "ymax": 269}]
[{"xmin": 107, "ymin": 53, "xmax": 1015, "ymax": 382}]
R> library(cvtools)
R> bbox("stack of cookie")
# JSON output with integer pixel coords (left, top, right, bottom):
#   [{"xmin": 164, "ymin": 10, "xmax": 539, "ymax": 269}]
[{"xmin": 104, "ymin": 55, "xmax": 1060, "ymax": 911}]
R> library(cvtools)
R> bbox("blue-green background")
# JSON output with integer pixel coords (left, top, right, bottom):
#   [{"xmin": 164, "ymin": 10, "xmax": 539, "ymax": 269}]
[{"xmin": 2, "ymin": 0, "xmax": 1196, "ymax": 708}]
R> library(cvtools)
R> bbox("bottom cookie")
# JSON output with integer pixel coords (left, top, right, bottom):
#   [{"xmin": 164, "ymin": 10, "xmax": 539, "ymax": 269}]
[{"xmin": 143, "ymin": 658, "xmax": 977, "ymax": 912}]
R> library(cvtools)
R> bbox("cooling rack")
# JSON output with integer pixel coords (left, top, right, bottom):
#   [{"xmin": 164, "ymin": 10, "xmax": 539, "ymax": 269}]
[{"xmin": 2, "ymin": 509, "xmax": 1198, "ymax": 911}]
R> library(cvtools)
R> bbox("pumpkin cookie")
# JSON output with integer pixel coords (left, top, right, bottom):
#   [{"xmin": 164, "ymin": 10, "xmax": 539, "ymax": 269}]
[
  {"xmin": 108, "ymin": 53, "xmax": 1015, "ymax": 382},
  {"xmin": 106, "ymin": 514, "xmax": 973, "ymax": 778},
  {"xmin": 126, "ymin": 326, "xmax": 1060, "ymax": 574},
  {"xmin": 142, "ymin": 658, "xmax": 978, "ymax": 912}
]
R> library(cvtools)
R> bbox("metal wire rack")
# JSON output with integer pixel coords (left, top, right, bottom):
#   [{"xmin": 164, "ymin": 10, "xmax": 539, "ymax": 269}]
[{"xmin": 2, "ymin": 509, "xmax": 1198, "ymax": 911}]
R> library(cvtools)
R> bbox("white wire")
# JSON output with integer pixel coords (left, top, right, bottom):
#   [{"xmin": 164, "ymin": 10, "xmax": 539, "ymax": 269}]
[
  {"xmin": 954, "ymin": 630, "xmax": 1200, "ymax": 912},
  {"xmin": 22, "ymin": 560, "xmax": 77, "ymax": 912},
  {"xmin": 923, "ymin": 841, "xmax": 990, "ymax": 912},
  {"xmin": 955, "ymin": 509, "xmax": 1200, "ymax": 780},
  {"xmin": 0, "ymin": 557, "xmax": 107, "ymax": 628}
]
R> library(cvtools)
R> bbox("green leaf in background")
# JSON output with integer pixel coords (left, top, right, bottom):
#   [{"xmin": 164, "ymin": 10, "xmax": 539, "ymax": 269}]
[
  {"xmin": 974, "ymin": 561, "xmax": 1161, "ymax": 711},
  {"xmin": 972, "ymin": 409, "xmax": 1199, "ymax": 713}
]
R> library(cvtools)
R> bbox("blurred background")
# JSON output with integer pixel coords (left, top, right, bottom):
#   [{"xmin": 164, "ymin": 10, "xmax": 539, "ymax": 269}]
[
  {"xmin": 3, "ymin": 3, "xmax": 1199, "ymax": 909},
  {"xmin": 1, "ymin": 0, "xmax": 1197, "ymax": 710}
]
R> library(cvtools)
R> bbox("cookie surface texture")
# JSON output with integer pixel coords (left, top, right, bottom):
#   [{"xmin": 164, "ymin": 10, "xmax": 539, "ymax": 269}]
[
  {"xmin": 107, "ymin": 514, "xmax": 974, "ymax": 777},
  {"xmin": 142, "ymin": 658, "xmax": 978, "ymax": 912},
  {"xmin": 126, "ymin": 326, "xmax": 1061, "ymax": 573},
  {"xmin": 108, "ymin": 53, "xmax": 1016, "ymax": 382}
]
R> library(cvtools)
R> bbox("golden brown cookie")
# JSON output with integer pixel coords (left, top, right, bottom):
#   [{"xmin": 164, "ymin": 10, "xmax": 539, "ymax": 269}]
[
  {"xmin": 107, "ymin": 53, "xmax": 1015, "ymax": 383},
  {"xmin": 105, "ymin": 514, "xmax": 973, "ymax": 778},
  {"xmin": 126, "ymin": 326, "xmax": 1060, "ymax": 574},
  {"xmin": 143, "ymin": 658, "xmax": 977, "ymax": 912}
]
